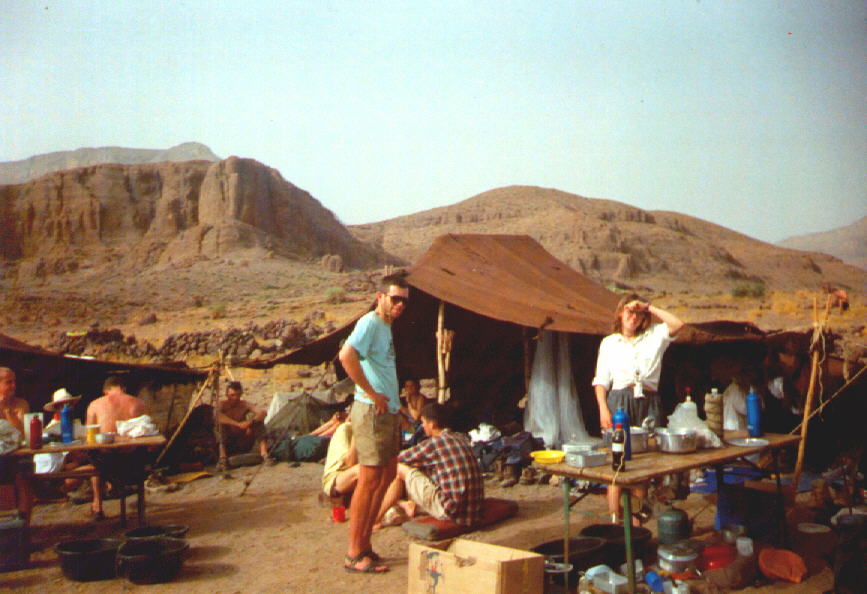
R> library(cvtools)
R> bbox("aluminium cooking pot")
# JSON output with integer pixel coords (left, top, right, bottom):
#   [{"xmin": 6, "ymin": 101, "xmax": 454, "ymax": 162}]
[
  {"xmin": 601, "ymin": 427, "xmax": 651, "ymax": 453},
  {"xmin": 655, "ymin": 428, "xmax": 698, "ymax": 454},
  {"xmin": 657, "ymin": 542, "xmax": 699, "ymax": 574}
]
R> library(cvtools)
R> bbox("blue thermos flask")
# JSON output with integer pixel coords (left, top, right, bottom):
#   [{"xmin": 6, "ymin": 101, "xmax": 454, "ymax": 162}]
[
  {"xmin": 60, "ymin": 403, "xmax": 74, "ymax": 443},
  {"xmin": 613, "ymin": 407, "xmax": 632, "ymax": 460},
  {"xmin": 746, "ymin": 390, "xmax": 762, "ymax": 437}
]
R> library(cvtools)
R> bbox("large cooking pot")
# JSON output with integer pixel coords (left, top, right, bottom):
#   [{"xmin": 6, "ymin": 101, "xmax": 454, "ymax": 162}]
[
  {"xmin": 55, "ymin": 538, "xmax": 122, "ymax": 581},
  {"xmin": 579, "ymin": 524, "xmax": 652, "ymax": 568},
  {"xmin": 531, "ymin": 537, "xmax": 606, "ymax": 585},
  {"xmin": 657, "ymin": 542, "xmax": 699, "ymax": 574},
  {"xmin": 655, "ymin": 429, "xmax": 698, "ymax": 454},
  {"xmin": 601, "ymin": 427, "xmax": 651, "ymax": 453}
]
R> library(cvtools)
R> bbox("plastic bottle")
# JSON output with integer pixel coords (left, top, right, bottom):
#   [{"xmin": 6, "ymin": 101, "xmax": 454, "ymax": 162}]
[
  {"xmin": 681, "ymin": 388, "xmax": 697, "ymax": 418},
  {"xmin": 746, "ymin": 390, "xmax": 762, "ymax": 437},
  {"xmin": 611, "ymin": 423, "xmax": 626, "ymax": 471},
  {"xmin": 704, "ymin": 387, "xmax": 723, "ymax": 439},
  {"xmin": 60, "ymin": 404, "xmax": 74, "ymax": 443},
  {"xmin": 28, "ymin": 414, "xmax": 42, "ymax": 449},
  {"xmin": 612, "ymin": 407, "xmax": 631, "ymax": 460},
  {"xmin": 645, "ymin": 570, "xmax": 665, "ymax": 593}
]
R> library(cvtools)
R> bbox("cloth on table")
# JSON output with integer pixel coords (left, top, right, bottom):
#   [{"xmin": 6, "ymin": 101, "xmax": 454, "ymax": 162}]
[
  {"xmin": 116, "ymin": 415, "xmax": 158, "ymax": 438},
  {"xmin": 0, "ymin": 421, "xmax": 21, "ymax": 455}
]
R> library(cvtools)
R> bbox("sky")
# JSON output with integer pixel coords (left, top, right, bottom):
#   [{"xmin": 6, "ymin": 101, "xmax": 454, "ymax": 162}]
[{"xmin": 2, "ymin": 1, "xmax": 865, "ymax": 243}]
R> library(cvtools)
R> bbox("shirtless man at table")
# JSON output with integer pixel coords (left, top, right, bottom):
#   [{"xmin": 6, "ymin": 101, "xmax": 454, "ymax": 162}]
[
  {"xmin": 84, "ymin": 375, "xmax": 148, "ymax": 519},
  {"xmin": 0, "ymin": 367, "xmax": 34, "ymax": 521}
]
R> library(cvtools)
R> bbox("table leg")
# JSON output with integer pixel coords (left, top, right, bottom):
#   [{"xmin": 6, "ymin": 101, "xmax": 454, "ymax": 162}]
[
  {"xmin": 771, "ymin": 449, "xmax": 788, "ymax": 546},
  {"xmin": 137, "ymin": 480, "xmax": 146, "ymax": 525},
  {"xmin": 119, "ymin": 490, "xmax": 127, "ymax": 528},
  {"xmin": 562, "ymin": 477, "xmax": 570, "ymax": 592},
  {"xmin": 622, "ymin": 490, "xmax": 635, "ymax": 593}
]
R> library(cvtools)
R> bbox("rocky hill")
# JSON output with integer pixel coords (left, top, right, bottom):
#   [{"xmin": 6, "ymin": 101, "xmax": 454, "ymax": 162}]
[
  {"xmin": 350, "ymin": 185, "xmax": 866, "ymax": 293},
  {"xmin": 0, "ymin": 142, "xmax": 220, "ymax": 185},
  {"xmin": 0, "ymin": 157, "xmax": 399, "ymax": 280},
  {"xmin": 778, "ymin": 216, "xmax": 867, "ymax": 270}
]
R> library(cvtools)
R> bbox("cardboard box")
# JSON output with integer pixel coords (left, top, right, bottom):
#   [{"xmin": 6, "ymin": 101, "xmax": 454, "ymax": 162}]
[{"xmin": 408, "ymin": 538, "xmax": 544, "ymax": 594}]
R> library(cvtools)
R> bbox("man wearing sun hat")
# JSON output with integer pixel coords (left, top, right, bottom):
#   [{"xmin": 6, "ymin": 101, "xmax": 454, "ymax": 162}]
[{"xmin": 42, "ymin": 387, "xmax": 82, "ymax": 434}]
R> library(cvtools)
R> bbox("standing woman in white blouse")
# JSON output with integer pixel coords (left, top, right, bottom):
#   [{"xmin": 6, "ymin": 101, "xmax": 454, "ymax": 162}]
[{"xmin": 592, "ymin": 294, "xmax": 684, "ymax": 523}]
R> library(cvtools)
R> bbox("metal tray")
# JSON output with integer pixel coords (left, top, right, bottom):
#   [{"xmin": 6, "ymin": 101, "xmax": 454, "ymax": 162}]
[
  {"xmin": 727, "ymin": 437, "xmax": 769, "ymax": 447},
  {"xmin": 566, "ymin": 451, "xmax": 607, "ymax": 468}
]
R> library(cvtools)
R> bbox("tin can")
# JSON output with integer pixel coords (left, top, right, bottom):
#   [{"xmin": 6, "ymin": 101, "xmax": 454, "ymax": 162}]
[{"xmin": 86, "ymin": 424, "xmax": 100, "ymax": 445}]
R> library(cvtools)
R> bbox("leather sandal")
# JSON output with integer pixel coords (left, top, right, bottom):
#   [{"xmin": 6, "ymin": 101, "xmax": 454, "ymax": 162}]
[{"xmin": 344, "ymin": 552, "xmax": 388, "ymax": 574}]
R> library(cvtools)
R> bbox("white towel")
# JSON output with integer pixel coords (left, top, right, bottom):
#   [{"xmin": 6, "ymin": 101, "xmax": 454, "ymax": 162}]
[{"xmin": 116, "ymin": 415, "xmax": 158, "ymax": 438}]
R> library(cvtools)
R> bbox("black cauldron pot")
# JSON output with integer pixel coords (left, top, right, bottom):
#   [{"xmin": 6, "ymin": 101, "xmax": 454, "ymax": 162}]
[
  {"xmin": 55, "ymin": 538, "xmax": 123, "ymax": 581},
  {"xmin": 531, "ymin": 537, "xmax": 606, "ymax": 585},
  {"xmin": 124, "ymin": 524, "xmax": 189, "ymax": 541},
  {"xmin": 116, "ymin": 536, "xmax": 189, "ymax": 584},
  {"xmin": 579, "ymin": 524, "xmax": 652, "ymax": 568}
]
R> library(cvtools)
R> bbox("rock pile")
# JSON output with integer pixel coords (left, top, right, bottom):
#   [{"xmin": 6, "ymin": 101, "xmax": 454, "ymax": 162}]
[{"xmin": 46, "ymin": 312, "xmax": 335, "ymax": 363}]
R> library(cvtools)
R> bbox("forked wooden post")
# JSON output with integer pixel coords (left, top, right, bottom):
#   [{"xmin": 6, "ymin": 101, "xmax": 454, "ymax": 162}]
[
  {"xmin": 792, "ymin": 294, "xmax": 831, "ymax": 493},
  {"xmin": 436, "ymin": 301, "xmax": 446, "ymax": 403}
]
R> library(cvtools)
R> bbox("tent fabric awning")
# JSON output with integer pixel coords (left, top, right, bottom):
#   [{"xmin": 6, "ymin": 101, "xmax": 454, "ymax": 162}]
[{"xmin": 406, "ymin": 234, "xmax": 619, "ymax": 334}]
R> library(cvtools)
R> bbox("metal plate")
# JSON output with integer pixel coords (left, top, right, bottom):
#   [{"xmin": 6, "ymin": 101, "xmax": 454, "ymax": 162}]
[{"xmin": 727, "ymin": 437, "xmax": 769, "ymax": 447}]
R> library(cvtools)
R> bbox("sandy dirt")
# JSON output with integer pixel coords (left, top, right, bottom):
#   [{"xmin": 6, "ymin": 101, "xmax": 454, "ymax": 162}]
[{"xmin": 2, "ymin": 460, "xmax": 835, "ymax": 593}]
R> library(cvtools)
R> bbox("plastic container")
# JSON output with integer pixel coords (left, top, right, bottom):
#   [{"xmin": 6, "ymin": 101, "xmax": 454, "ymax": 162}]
[
  {"xmin": 124, "ymin": 524, "xmax": 189, "ymax": 541},
  {"xmin": 746, "ymin": 390, "xmax": 762, "ymax": 437},
  {"xmin": 585, "ymin": 564, "xmax": 628, "ymax": 594},
  {"xmin": 116, "ymin": 537, "xmax": 189, "ymax": 584},
  {"xmin": 0, "ymin": 514, "xmax": 30, "ymax": 571},
  {"xmin": 736, "ymin": 536, "xmax": 754, "ymax": 556},
  {"xmin": 55, "ymin": 538, "xmax": 122, "ymax": 581}
]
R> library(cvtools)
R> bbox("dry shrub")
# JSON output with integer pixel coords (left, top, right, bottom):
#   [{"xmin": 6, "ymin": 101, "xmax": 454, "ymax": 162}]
[{"xmin": 769, "ymin": 292, "xmax": 801, "ymax": 317}]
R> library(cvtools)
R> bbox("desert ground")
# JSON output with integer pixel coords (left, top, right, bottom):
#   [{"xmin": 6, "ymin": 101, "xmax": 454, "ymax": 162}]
[{"xmin": 3, "ymin": 458, "xmax": 836, "ymax": 593}]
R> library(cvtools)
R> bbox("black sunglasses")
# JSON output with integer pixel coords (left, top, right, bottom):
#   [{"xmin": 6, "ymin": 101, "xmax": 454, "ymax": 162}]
[{"xmin": 388, "ymin": 294, "xmax": 408, "ymax": 305}]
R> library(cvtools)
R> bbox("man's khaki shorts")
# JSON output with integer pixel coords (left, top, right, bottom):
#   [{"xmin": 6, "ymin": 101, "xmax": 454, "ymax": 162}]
[
  {"xmin": 350, "ymin": 401, "xmax": 400, "ymax": 466},
  {"xmin": 404, "ymin": 467, "xmax": 448, "ymax": 521}
]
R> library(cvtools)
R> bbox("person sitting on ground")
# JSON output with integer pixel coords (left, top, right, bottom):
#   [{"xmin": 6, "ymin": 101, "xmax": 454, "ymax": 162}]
[
  {"xmin": 216, "ymin": 380, "xmax": 272, "ymax": 466},
  {"xmin": 84, "ymin": 375, "xmax": 149, "ymax": 519},
  {"xmin": 0, "ymin": 367, "xmax": 34, "ymax": 522},
  {"xmin": 310, "ymin": 408, "xmax": 350, "ymax": 437},
  {"xmin": 399, "ymin": 379, "xmax": 427, "ymax": 427},
  {"xmin": 321, "ymin": 418, "xmax": 358, "ymax": 505},
  {"xmin": 375, "ymin": 402, "xmax": 484, "ymax": 529}
]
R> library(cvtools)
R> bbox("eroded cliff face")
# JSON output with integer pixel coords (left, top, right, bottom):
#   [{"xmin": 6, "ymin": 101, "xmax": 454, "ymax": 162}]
[{"xmin": 0, "ymin": 157, "xmax": 394, "ymax": 278}]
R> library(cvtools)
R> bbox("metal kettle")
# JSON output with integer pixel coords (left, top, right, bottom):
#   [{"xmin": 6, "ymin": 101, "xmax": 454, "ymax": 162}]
[{"xmin": 657, "ymin": 506, "xmax": 691, "ymax": 544}]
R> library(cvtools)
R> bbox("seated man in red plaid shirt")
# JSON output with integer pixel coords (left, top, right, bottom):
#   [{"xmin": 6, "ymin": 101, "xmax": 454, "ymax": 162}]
[{"xmin": 375, "ymin": 402, "xmax": 484, "ymax": 528}]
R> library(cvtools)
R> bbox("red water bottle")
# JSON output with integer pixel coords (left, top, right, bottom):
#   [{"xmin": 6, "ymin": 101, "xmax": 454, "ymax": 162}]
[{"xmin": 28, "ymin": 414, "xmax": 42, "ymax": 449}]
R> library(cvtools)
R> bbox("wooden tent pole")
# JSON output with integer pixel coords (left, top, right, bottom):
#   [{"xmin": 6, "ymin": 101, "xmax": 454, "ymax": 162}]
[
  {"xmin": 154, "ymin": 367, "xmax": 216, "ymax": 466},
  {"xmin": 437, "ymin": 300, "xmax": 446, "ymax": 403},
  {"xmin": 792, "ymin": 294, "xmax": 830, "ymax": 492}
]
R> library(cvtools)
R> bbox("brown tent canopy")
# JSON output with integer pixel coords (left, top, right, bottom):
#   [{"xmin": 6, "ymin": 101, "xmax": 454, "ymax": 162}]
[
  {"xmin": 244, "ymin": 234, "xmax": 810, "ymax": 432},
  {"xmin": 0, "ymin": 331, "xmax": 206, "ymax": 427}
]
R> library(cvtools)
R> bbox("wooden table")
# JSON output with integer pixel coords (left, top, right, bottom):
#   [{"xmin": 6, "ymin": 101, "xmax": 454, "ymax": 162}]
[
  {"xmin": 538, "ymin": 432, "xmax": 800, "ymax": 592},
  {"xmin": 6, "ymin": 435, "xmax": 166, "ymax": 526}
]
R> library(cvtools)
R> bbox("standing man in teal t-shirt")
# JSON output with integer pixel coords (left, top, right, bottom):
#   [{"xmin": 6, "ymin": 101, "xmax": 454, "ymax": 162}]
[{"xmin": 339, "ymin": 274, "xmax": 409, "ymax": 574}]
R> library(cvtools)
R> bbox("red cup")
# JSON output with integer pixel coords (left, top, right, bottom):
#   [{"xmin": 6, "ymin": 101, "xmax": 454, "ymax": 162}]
[{"xmin": 332, "ymin": 505, "xmax": 346, "ymax": 523}]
